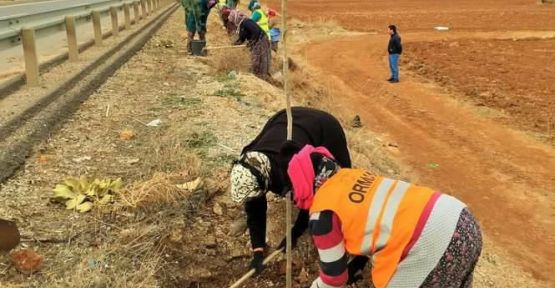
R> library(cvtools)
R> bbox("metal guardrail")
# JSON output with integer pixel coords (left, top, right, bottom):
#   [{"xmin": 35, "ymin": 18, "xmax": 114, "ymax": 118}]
[
  {"xmin": 0, "ymin": 0, "xmax": 169, "ymax": 88},
  {"xmin": 0, "ymin": 0, "xmax": 136, "ymax": 47}
]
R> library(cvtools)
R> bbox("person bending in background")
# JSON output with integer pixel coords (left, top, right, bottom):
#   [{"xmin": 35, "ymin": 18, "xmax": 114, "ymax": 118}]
[
  {"xmin": 229, "ymin": 107, "xmax": 352, "ymax": 274},
  {"xmin": 387, "ymin": 24, "xmax": 402, "ymax": 83},
  {"xmin": 287, "ymin": 145, "xmax": 482, "ymax": 288},
  {"xmin": 229, "ymin": 9, "xmax": 270, "ymax": 79},
  {"xmin": 181, "ymin": 0, "xmax": 216, "ymax": 54}
]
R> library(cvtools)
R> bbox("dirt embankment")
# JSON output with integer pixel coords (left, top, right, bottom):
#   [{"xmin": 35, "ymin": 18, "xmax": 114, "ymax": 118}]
[
  {"xmin": 0, "ymin": 9, "xmax": 399, "ymax": 288},
  {"xmin": 1, "ymin": 2, "xmax": 555, "ymax": 288}
]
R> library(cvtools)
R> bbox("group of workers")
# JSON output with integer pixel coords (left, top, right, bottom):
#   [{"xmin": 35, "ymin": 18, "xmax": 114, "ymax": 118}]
[
  {"xmin": 230, "ymin": 107, "xmax": 482, "ymax": 287},
  {"xmin": 180, "ymin": 0, "xmax": 279, "ymax": 79}
]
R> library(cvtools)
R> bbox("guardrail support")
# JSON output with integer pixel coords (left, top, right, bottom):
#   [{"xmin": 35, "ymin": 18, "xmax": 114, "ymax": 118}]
[
  {"xmin": 21, "ymin": 28, "xmax": 39, "ymax": 86},
  {"xmin": 133, "ymin": 1, "xmax": 141, "ymax": 23},
  {"xmin": 110, "ymin": 6, "xmax": 119, "ymax": 36},
  {"xmin": 92, "ymin": 11, "xmax": 102, "ymax": 45},
  {"xmin": 141, "ymin": 0, "xmax": 147, "ymax": 18},
  {"xmin": 123, "ymin": 3, "xmax": 131, "ymax": 29},
  {"xmin": 65, "ymin": 16, "xmax": 78, "ymax": 61}
]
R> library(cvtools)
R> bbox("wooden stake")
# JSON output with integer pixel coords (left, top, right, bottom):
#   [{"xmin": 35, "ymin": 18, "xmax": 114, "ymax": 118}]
[
  {"xmin": 146, "ymin": 0, "xmax": 152, "ymax": 15},
  {"xmin": 65, "ymin": 16, "xmax": 78, "ymax": 61},
  {"xmin": 21, "ymin": 28, "xmax": 39, "ymax": 86},
  {"xmin": 110, "ymin": 6, "xmax": 119, "ymax": 36},
  {"xmin": 281, "ymin": 0, "xmax": 292, "ymax": 287},
  {"xmin": 123, "ymin": 3, "xmax": 131, "ymax": 29},
  {"xmin": 92, "ymin": 11, "xmax": 102, "ymax": 45},
  {"xmin": 228, "ymin": 249, "xmax": 283, "ymax": 288},
  {"xmin": 133, "ymin": 1, "xmax": 141, "ymax": 23},
  {"xmin": 203, "ymin": 44, "xmax": 246, "ymax": 50}
]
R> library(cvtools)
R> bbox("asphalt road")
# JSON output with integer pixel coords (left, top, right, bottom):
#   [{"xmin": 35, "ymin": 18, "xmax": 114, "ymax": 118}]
[{"xmin": 0, "ymin": 0, "xmax": 110, "ymax": 19}]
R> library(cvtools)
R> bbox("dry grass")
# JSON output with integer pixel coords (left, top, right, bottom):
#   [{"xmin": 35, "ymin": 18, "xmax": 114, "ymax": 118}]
[
  {"xmin": 210, "ymin": 48, "xmax": 251, "ymax": 73},
  {"xmin": 118, "ymin": 172, "xmax": 199, "ymax": 210},
  {"xmin": 139, "ymin": 132, "xmax": 202, "ymax": 175}
]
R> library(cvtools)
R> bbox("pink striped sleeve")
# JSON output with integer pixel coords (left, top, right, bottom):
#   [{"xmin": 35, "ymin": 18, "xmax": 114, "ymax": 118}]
[{"xmin": 310, "ymin": 211, "xmax": 348, "ymax": 287}]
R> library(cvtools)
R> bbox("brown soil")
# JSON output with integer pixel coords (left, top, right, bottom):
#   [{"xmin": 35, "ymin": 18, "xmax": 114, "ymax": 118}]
[
  {"xmin": 269, "ymin": 0, "xmax": 555, "ymax": 32},
  {"xmin": 405, "ymin": 38, "xmax": 555, "ymax": 142},
  {"xmin": 288, "ymin": 0, "xmax": 555, "ymax": 285}
]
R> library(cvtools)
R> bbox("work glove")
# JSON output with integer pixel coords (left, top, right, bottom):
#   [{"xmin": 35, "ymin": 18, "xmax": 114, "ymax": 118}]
[
  {"xmin": 249, "ymin": 251, "xmax": 265, "ymax": 274},
  {"xmin": 347, "ymin": 256, "xmax": 369, "ymax": 285}
]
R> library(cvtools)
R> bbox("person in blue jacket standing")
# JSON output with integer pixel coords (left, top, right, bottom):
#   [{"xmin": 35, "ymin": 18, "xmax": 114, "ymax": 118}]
[{"xmin": 387, "ymin": 25, "xmax": 402, "ymax": 83}]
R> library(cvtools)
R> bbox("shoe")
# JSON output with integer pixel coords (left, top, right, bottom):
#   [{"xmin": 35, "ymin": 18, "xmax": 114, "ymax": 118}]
[
  {"xmin": 389, "ymin": 79, "xmax": 399, "ymax": 83},
  {"xmin": 386, "ymin": 77, "xmax": 394, "ymax": 81}
]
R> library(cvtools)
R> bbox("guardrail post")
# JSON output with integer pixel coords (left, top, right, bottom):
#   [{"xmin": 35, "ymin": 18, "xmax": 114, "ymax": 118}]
[
  {"xmin": 133, "ymin": 1, "xmax": 141, "ymax": 23},
  {"xmin": 110, "ymin": 6, "xmax": 119, "ymax": 36},
  {"xmin": 21, "ymin": 28, "xmax": 39, "ymax": 86},
  {"xmin": 141, "ymin": 0, "xmax": 147, "ymax": 18},
  {"xmin": 147, "ymin": 0, "xmax": 152, "ymax": 14},
  {"xmin": 123, "ymin": 3, "xmax": 131, "ymax": 29},
  {"xmin": 65, "ymin": 16, "xmax": 78, "ymax": 61},
  {"xmin": 92, "ymin": 11, "xmax": 102, "ymax": 45}
]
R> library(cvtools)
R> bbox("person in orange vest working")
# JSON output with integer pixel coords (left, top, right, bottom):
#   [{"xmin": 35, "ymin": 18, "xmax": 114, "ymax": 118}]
[
  {"xmin": 230, "ymin": 107, "xmax": 352, "ymax": 274},
  {"xmin": 287, "ymin": 145, "xmax": 483, "ymax": 288}
]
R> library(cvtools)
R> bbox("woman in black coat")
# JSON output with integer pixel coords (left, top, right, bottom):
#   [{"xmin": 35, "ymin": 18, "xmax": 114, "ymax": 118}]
[{"xmin": 230, "ymin": 107, "xmax": 351, "ymax": 273}]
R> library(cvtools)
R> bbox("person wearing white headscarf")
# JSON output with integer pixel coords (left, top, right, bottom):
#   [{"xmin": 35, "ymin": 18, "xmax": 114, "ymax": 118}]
[{"xmin": 229, "ymin": 107, "xmax": 352, "ymax": 274}]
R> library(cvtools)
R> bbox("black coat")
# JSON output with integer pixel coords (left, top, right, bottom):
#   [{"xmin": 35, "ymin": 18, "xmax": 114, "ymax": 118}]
[
  {"xmin": 235, "ymin": 18, "xmax": 266, "ymax": 47},
  {"xmin": 388, "ymin": 33, "xmax": 403, "ymax": 55},
  {"xmin": 242, "ymin": 107, "xmax": 352, "ymax": 249}
]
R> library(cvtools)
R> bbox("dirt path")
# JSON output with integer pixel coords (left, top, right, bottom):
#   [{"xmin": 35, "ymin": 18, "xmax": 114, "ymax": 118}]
[{"xmin": 302, "ymin": 32, "xmax": 555, "ymax": 283}]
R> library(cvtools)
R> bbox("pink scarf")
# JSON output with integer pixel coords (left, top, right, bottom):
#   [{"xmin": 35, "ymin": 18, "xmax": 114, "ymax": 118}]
[{"xmin": 287, "ymin": 145, "xmax": 334, "ymax": 210}]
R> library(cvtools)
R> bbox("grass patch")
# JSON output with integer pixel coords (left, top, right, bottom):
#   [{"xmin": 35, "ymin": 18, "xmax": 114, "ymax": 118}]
[
  {"xmin": 183, "ymin": 131, "xmax": 218, "ymax": 149},
  {"xmin": 162, "ymin": 94, "xmax": 202, "ymax": 107},
  {"xmin": 214, "ymin": 83, "xmax": 245, "ymax": 101}
]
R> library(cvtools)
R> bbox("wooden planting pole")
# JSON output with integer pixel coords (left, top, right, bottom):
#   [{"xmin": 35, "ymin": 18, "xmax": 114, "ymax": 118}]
[
  {"xmin": 110, "ymin": 6, "xmax": 119, "ymax": 36},
  {"xmin": 123, "ymin": 3, "xmax": 131, "ymax": 29},
  {"xmin": 133, "ymin": 1, "xmax": 141, "ymax": 23},
  {"xmin": 21, "ymin": 28, "xmax": 39, "ymax": 86},
  {"xmin": 65, "ymin": 16, "xmax": 78, "ymax": 61},
  {"xmin": 92, "ymin": 11, "xmax": 102, "ymax": 45},
  {"xmin": 281, "ymin": 0, "xmax": 292, "ymax": 285}
]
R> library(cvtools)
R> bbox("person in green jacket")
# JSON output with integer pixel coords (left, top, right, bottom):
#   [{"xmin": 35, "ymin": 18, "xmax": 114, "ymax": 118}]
[
  {"xmin": 248, "ymin": 1, "xmax": 270, "ymax": 38},
  {"xmin": 181, "ymin": 0, "xmax": 215, "ymax": 54}
]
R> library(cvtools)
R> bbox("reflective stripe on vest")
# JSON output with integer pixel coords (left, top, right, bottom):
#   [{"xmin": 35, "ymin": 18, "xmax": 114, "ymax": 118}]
[
  {"xmin": 254, "ymin": 8, "xmax": 270, "ymax": 38},
  {"xmin": 309, "ymin": 169, "xmax": 436, "ymax": 288}
]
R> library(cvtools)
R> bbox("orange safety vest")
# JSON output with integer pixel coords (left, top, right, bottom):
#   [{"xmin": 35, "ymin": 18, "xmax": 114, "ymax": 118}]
[{"xmin": 310, "ymin": 169, "xmax": 436, "ymax": 288}]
